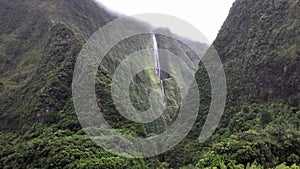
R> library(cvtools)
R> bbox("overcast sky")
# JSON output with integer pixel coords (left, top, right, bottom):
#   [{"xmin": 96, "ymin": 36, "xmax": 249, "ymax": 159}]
[{"xmin": 95, "ymin": 0, "xmax": 235, "ymax": 44}]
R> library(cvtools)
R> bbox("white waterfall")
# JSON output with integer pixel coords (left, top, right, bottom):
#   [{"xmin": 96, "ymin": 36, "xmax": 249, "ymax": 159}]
[
  {"xmin": 152, "ymin": 34, "xmax": 166, "ymax": 105},
  {"xmin": 153, "ymin": 34, "xmax": 160, "ymax": 76}
]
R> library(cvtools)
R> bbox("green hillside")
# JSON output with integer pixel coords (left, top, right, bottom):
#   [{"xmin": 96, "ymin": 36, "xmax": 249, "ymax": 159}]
[
  {"xmin": 0, "ymin": 0, "xmax": 116, "ymax": 130},
  {"xmin": 193, "ymin": 0, "xmax": 300, "ymax": 168},
  {"xmin": 0, "ymin": 0, "xmax": 205, "ymax": 168},
  {"xmin": 0, "ymin": 0, "xmax": 299, "ymax": 168}
]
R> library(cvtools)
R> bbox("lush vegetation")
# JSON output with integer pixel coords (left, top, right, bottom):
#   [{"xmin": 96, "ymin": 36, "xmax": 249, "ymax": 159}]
[{"xmin": 0, "ymin": 0, "xmax": 299, "ymax": 168}]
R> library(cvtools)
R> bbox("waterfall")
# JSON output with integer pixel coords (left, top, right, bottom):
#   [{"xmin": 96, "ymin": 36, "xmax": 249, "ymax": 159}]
[{"xmin": 152, "ymin": 34, "xmax": 167, "ymax": 105}]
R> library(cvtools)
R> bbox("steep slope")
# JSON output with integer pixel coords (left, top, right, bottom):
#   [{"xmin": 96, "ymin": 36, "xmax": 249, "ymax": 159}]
[
  {"xmin": 193, "ymin": 0, "xmax": 300, "ymax": 168},
  {"xmin": 1, "ymin": 0, "xmax": 298, "ymax": 168},
  {"xmin": 0, "ymin": 0, "xmax": 116, "ymax": 130},
  {"xmin": 215, "ymin": 0, "xmax": 300, "ymax": 103},
  {"xmin": 0, "ymin": 0, "xmax": 209, "ymax": 168}
]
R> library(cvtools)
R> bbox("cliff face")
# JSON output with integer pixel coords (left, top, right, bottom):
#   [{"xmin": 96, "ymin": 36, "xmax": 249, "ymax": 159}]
[
  {"xmin": 0, "ymin": 0, "xmax": 117, "ymax": 130},
  {"xmin": 0, "ymin": 0, "xmax": 207, "ymax": 131},
  {"xmin": 193, "ymin": 0, "xmax": 300, "ymax": 167},
  {"xmin": 214, "ymin": 0, "xmax": 300, "ymax": 103}
]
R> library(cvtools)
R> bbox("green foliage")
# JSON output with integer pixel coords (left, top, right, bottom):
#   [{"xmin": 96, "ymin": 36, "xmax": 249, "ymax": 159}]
[
  {"xmin": 0, "ymin": 0, "xmax": 114, "ymax": 131},
  {"xmin": 0, "ymin": 129, "xmax": 146, "ymax": 169},
  {"xmin": 192, "ymin": 0, "xmax": 300, "ymax": 168},
  {"xmin": 260, "ymin": 111, "xmax": 273, "ymax": 124},
  {"xmin": 0, "ymin": 0, "xmax": 300, "ymax": 168},
  {"xmin": 196, "ymin": 102, "xmax": 300, "ymax": 168}
]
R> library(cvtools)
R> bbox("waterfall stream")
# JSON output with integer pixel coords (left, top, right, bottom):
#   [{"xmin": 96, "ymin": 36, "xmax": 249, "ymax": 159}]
[{"xmin": 152, "ymin": 34, "xmax": 167, "ymax": 105}]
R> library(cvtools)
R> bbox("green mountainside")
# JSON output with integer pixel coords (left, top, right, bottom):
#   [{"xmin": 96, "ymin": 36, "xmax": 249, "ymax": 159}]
[
  {"xmin": 193, "ymin": 0, "xmax": 300, "ymax": 168},
  {"xmin": 0, "ymin": 0, "xmax": 299, "ymax": 168},
  {"xmin": 0, "ymin": 0, "xmax": 116, "ymax": 131}
]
